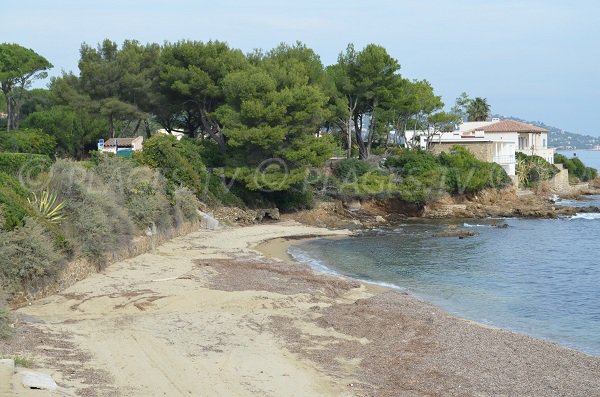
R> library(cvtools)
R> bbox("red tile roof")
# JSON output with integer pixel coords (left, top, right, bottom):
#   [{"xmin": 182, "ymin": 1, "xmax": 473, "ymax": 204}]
[{"xmin": 469, "ymin": 120, "xmax": 547, "ymax": 133}]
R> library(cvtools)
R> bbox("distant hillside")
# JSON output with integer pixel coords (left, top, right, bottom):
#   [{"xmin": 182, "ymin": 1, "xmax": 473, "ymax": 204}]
[{"xmin": 492, "ymin": 114, "xmax": 600, "ymax": 149}]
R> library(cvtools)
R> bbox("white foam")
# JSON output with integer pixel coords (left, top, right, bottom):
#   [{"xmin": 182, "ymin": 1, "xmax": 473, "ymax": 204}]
[
  {"xmin": 463, "ymin": 223, "xmax": 492, "ymax": 228},
  {"xmin": 288, "ymin": 246, "xmax": 407, "ymax": 292},
  {"xmin": 288, "ymin": 247, "xmax": 338, "ymax": 276},
  {"xmin": 570, "ymin": 213, "xmax": 600, "ymax": 220}
]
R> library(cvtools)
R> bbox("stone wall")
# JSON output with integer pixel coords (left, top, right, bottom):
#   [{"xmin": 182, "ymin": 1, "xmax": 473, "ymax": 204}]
[
  {"xmin": 429, "ymin": 142, "xmax": 494, "ymax": 163},
  {"xmin": 549, "ymin": 164, "xmax": 570, "ymax": 192}
]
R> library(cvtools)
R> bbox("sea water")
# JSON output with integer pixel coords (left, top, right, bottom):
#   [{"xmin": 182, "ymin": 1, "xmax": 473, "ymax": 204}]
[
  {"xmin": 290, "ymin": 152, "xmax": 600, "ymax": 356},
  {"xmin": 290, "ymin": 217, "xmax": 600, "ymax": 355}
]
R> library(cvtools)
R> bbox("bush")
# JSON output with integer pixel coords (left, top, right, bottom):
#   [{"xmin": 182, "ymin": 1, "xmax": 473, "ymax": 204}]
[
  {"xmin": 137, "ymin": 135, "xmax": 207, "ymax": 198},
  {"xmin": 554, "ymin": 154, "xmax": 598, "ymax": 182},
  {"xmin": 0, "ymin": 172, "xmax": 31, "ymax": 230},
  {"xmin": 516, "ymin": 153, "xmax": 560, "ymax": 187},
  {"xmin": 0, "ymin": 153, "xmax": 51, "ymax": 177},
  {"xmin": 93, "ymin": 155, "xmax": 172, "ymax": 230},
  {"xmin": 340, "ymin": 172, "xmax": 398, "ymax": 199},
  {"xmin": 0, "ymin": 307, "xmax": 12, "ymax": 340},
  {"xmin": 49, "ymin": 159, "xmax": 135, "ymax": 265},
  {"xmin": 386, "ymin": 150, "xmax": 448, "ymax": 203},
  {"xmin": 0, "ymin": 218, "xmax": 64, "ymax": 293},
  {"xmin": 307, "ymin": 170, "xmax": 340, "ymax": 198},
  {"xmin": 267, "ymin": 185, "xmax": 314, "ymax": 212},
  {"xmin": 0, "ymin": 129, "xmax": 57, "ymax": 156},
  {"xmin": 174, "ymin": 187, "xmax": 201, "ymax": 221},
  {"xmin": 385, "ymin": 149, "xmax": 440, "ymax": 175},
  {"xmin": 333, "ymin": 158, "xmax": 372, "ymax": 181},
  {"xmin": 439, "ymin": 146, "xmax": 511, "ymax": 194}
]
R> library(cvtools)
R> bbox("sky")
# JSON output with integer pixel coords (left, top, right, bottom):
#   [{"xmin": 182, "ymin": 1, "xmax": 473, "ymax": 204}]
[{"xmin": 3, "ymin": 0, "xmax": 600, "ymax": 135}]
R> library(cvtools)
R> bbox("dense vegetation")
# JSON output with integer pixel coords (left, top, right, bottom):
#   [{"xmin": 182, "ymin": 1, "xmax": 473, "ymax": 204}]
[
  {"xmin": 516, "ymin": 152, "xmax": 560, "ymax": 188},
  {"xmin": 0, "ymin": 152, "xmax": 201, "ymax": 335},
  {"xmin": 554, "ymin": 153, "xmax": 598, "ymax": 182}
]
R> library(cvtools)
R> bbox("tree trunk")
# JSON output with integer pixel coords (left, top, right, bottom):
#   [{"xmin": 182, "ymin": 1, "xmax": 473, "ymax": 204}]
[
  {"xmin": 6, "ymin": 95, "xmax": 11, "ymax": 132},
  {"xmin": 353, "ymin": 115, "xmax": 367, "ymax": 160},
  {"xmin": 143, "ymin": 119, "xmax": 152, "ymax": 138},
  {"xmin": 199, "ymin": 110, "xmax": 225, "ymax": 151},
  {"xmin": 366, "ymin": 106, "xmax": 377, "ymax": 158},
  {"xmin": 107, "ymin": 113, "xmax": 114, "ymax": 138},
  {"xmin": 347, "ymin": 97, "xmax": 360, "ymax": 159},
  {"xmin": 7, "ymin": 97, "xmax": 21, "ymax": 131},
  {"xmin": 346, "ymin": 116, "xmax": 352, "ymax": 159}
]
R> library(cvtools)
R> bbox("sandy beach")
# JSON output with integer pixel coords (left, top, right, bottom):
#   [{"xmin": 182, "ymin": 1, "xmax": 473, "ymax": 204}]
[{"xmin": 2, "ymin": 220, "xmax": 600, "ymax": 396}]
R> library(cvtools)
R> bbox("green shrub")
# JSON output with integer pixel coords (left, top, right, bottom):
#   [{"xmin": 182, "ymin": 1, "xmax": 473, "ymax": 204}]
[
  {"xmin": 385, "ymin": 150, "xmax": 448, "ymax": 203},
  {"xmin": 307, "ymin": 170, "xmax": 340, "ymax": 197},
  {"xmin": 49, "ymin": 159, "xmax": 135, "ymax": 265},
  {"xmin": 340, "ymin": 172, "xmax": 397, "ymax": 199},
  {"xmin": 516, "ymin": 153, "xmax": 560, "ymax": 187},
  {"xmin": 205, "ymin": 170, "xmax": 245, "ymax": 207},
  {"xmin": 332, "ymin": 158, "xmax": 371, "ymax": 181},
  {"xmin": 0, "ymin": 306, "xmax": 13, "ymax": 340},
  {"xmin": 92, "ymin": 155, "xmax": 173, "ymax": 230},
  {"xmin": 439, "ymin": 146, "xmax": 511, "ymax": 194},
  {"xmin": 0, "ymin": 153, "xmax": 51, "ymax": 178},
  {"xmin": 267, "ymin": 185, "xmax": 315, "ymax": 212},
  {"xmin": 126, "ymin": 180, "xmax": 172, "ymax": 230},
  {"xmin": 0, "ymin": 129, "xmax": 57, "ymax": 156},
  {"xmin": 137, "ymin": 135, "xmax": 207, "ymax": 198},
  {"xmin": 0, "ymin": 172, "xmax": 31, "ymax": 230},
  {"xmin": 0, "ymin": 218, "xmax": 64, "ymax": 293},
  {"xmin": 385, "ymin": 149, "xmax": 440, "ymax": 175},
  {"xmin": 554, "ymin": 154, "xmax": 598, "ymax": 182},
  {"xmin": 174, "ymin": 187, "xmax": 201, "ymax": 220}
]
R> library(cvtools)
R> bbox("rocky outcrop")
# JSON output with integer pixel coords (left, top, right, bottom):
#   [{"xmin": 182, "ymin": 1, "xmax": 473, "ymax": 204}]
[{"xmin": 212, "ymin": 207, "xmax": 281, "ymax": 226}]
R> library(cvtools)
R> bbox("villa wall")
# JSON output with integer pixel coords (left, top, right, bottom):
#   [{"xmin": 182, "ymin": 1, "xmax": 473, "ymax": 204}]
[{"xmin": 429, "ymin": 142, "xmax": 494, "ymax": 163}]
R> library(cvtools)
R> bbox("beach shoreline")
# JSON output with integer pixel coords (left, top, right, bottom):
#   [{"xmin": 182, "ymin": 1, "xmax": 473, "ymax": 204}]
[{"xmin": 2, "ymin": 221, "xmax": 600, "ymax": 396}]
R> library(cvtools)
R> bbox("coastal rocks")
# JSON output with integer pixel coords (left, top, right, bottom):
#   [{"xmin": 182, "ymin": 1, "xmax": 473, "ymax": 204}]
[
  {"xmin": 19, "ymin": 370, "xmax": 58, "ymax": 391},
  {"xmin": 213, "ymin": 207, "xmax": 281, "ymax": 226},
  {"xmin": 344, "ymin": 200, "xmax": 362, "ymax": 211},
  {"xmin": 198, "ymin": 211, "xmax": 220, "ymax": 230},
  {"xmin": 423, "ymin": 204, "xmax": 467, "ymax": 218},
  {"xmin": 433, "ymin": 225, "xmax": 479, "ymax": 238}
]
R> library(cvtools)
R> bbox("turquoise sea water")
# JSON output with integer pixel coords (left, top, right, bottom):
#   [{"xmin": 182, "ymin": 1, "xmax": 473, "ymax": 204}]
[{"xmin": 291, "ymin": 150, "xmax": 600, "ymax": 356}]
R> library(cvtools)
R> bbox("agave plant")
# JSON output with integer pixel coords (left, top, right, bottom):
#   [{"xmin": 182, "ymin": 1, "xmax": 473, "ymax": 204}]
[{"xmin": 28, "ymin": 190, "xmax": 66, "ymax": 224}]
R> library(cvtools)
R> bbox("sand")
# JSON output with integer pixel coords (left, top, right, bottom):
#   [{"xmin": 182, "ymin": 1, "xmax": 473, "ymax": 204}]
[{"xmin": 1, "ymin": 220, "xmax": 600, "ymax": 396}]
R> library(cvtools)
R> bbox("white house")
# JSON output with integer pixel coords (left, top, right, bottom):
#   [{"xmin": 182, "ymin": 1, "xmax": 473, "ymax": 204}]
[
  {"xmin": 418, "ymin": 119, "xmax": 554, "ymax": 176},
  {"xmin": 101, "ymin": 136, "xmax": 144, "ymax": 154}
]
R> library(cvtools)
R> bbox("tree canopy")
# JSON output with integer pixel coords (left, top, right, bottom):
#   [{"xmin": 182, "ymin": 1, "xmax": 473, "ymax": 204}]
[{"xmin": 0, "ymin": 43, "xmax": 52, "ymax": 131}]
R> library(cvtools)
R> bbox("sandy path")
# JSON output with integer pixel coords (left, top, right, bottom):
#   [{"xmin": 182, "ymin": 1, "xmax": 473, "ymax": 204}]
[{"xmin": 3, "ymin": 221, "xmax": 352, "ymax": 397}]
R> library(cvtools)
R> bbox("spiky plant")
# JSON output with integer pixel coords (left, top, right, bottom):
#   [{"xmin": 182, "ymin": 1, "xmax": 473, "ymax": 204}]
[{"xmin": 27, "ymin": 191, "xmax": 66, "ymax": 224}]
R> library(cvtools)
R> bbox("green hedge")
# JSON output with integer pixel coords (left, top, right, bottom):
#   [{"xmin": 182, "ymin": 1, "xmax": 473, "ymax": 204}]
[
  {"xmin": 333, "ymin": 158, "xmax": 372, "ymax": 180},
  {"xmin": 0, "ymin": 129, "xmax": 57, "ymax": 156},
  {"xmin": 516, "ymin": 152, "xmax": 560, "ymax": 187},
  {"xmin": 0, "ymin": 172, "xmax": 31, "ymax": 230},
  {"xmin": 554, "ymin": 153, "xmax": 598, "ymax": 182},
  {"xmin": 0, "ymin": 153, "xmax": 52, "ymax": 177},
  {"xmin": 439, "ymin": 146, "xmax": 512, "ymax": 194}
]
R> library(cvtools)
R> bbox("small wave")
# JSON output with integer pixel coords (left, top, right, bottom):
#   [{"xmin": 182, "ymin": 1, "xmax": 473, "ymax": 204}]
[
  {"xmin": 463, "ymin": 223, "xmax": 493, "ymax": 228},
  {"xmin": 288, "ymin": 246, "xmax": 407, "ymax": 291},
  {"xmin": 364, "ymin": 280, "xmax": 406, "ymax": 291},
  {"xmin": 570, "ymin": 213, "xmax": 600, "ymax": 220},
  {"xmin": 288, "ymin": 247, "xmax": 338, "ymax": 275}
]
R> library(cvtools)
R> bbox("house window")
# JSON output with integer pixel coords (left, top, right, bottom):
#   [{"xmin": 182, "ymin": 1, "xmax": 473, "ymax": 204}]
[{"xmin": 543, "ymin": 138, "xmax": 546, "ymax": 148}]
